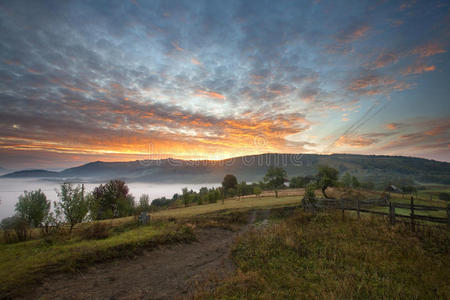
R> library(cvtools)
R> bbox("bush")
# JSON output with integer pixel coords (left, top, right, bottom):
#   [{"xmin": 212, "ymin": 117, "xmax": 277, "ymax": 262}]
[{"xmin": 1, "ymin": 215, "xmax": 30, "ymax": 243}]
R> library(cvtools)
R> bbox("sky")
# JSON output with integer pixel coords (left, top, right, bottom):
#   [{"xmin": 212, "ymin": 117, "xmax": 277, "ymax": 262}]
[{"xmin": 0, "ymin": 0, "xmax": 449, "ymax": 170}]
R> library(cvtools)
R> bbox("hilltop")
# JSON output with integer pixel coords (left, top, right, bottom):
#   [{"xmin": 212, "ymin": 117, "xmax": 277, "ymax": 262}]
[{"xmin": 2, "ymin": 153, "xmax": 449, "ymax": 185}]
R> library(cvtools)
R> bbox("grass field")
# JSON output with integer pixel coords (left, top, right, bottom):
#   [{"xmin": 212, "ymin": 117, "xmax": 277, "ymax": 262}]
[
  {"xmin": 0, "ymin": 221, "xmax": 195, "ymax": 298},
  {"xmin": 201, "ymin": 211, "xmax": 450, "ymax": 299},
  {"xmin": 151, "ymin": 195, "xmax": 302, "ymax": 218},
  {"xmin": 1, "ymin": 185, "xmax": 448, "ymax": 298}
]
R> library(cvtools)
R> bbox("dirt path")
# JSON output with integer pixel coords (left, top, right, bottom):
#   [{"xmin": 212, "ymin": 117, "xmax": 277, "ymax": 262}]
[{"xmin": 30, "ymin": 211, "xmax": 261, "ymax": 300}]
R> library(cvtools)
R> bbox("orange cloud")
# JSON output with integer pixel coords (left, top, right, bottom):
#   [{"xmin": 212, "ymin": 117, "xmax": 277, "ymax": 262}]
[
  {"xmin": 338, "ymin": 25, "xmax": 370, "ymax": 43},
  {"xmin": 410, "ymin": 42, "xmax": 446, "ymax": 57},
  {"xmin": 350, "ymin": 25, "xmax": 370, "ymax": 40},
  {"xmin": 385, "ymin": 123, "xmax": 398, "ymax": 130},
  {"xmin": 195, "ymin": 89, "xmax": 225, "ymax": 99},
  {"xmin": 424, "ymin": 123, "xmax": 450, "ymax": 136},
  {"xmin": 49, "ymin": 78, "xmax": 89, "ymax": 93},
  {"xmin": 191, "ymin": 57, "xmax": 201, "ymax": 65},
  {"xmin": 402, "ymin": 62, "xmax": 435, "ymax": 75},
  {"xmin": 349, "ymin": 74, "xmax": 395, "ymax": 91},
  {"xmin": 335, "ymin": 135, "xmax": 377, "ymax": 148},
  {"xmin": 372, "ymin": 52, "xmax": 398, "ymax": 69},
  {"xmin": 399, "ymin": 0, "xmax": 416, "ymax": 11},
  {"xmin": 171, "ymin": 41, "xmax": 184, "ymax": 52}
]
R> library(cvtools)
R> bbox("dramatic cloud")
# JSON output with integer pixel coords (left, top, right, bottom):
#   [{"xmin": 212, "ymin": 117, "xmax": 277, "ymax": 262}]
[
  {"xmin": 402, "ymin": 61, "xmax": 436, "ymax": 75},
  {"xmin": 335, "ymin": 135, "xmax": 378, "ymax": 148},
  {"xmin": 385, "ymin": 123, "xmax": 400, "ymax": 130},
  {"xmin": 372, "ymin": 52, "xmax": 399, "ymax": 69},
  {"xmin": 0, "ymin": 0, "xmax": 448, "ymax": 168},
  {"xmin": 410, "ymin": 42, "xmax": 447, "ymax": 57}
]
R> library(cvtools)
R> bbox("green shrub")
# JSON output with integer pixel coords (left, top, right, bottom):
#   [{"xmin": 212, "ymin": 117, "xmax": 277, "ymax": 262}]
[{"xmin": 1, "ymin": 215, "xmax": 29, "ymax": 243}]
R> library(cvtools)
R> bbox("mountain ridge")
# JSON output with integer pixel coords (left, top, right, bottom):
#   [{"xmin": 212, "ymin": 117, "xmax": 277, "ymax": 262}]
[{"xmin": 2, "ymin": 153, "xmax": 449, "ymax": 185}]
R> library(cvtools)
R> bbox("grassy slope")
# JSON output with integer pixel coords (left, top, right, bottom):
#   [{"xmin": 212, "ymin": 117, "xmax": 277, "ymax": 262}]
[
  {"xmin": 1, "ymin": 186, "xmax": 448, "ymax": 298},
  {"xmin": 151, "ymin": 195, "xmax": 301, "ymax": 218},
  {"xmin": 0, "ymin": 194, "xmax": 300, "ymax": 297},
  {"xmin": 204, "ymin": 211, "xmax": 450, "ymax": 299},
  {"xmin": 0, "ymin": 221, "xmax": 194, "ymax": 298}
]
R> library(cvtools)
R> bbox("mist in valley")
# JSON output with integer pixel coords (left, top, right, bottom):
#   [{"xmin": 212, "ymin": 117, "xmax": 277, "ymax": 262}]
[{"xmin": 0, "ymin": 178, "xmax": 218, "ymax": 220}]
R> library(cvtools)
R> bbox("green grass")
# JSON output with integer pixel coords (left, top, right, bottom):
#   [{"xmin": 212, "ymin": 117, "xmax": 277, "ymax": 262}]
[
  {"xmin": 202, "ymin": 211, "xmax": 450, "ymax": 299},
  {"xmin": 0, "ymin": 221, "xmax": 195, "ymax": 298}
]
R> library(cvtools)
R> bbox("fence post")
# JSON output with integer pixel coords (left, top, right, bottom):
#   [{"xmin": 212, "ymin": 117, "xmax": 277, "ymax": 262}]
[
  {"xmin": 389, "ymin": 201, "xmax": 392, "ymax": 224},
  {"xmin": 447, "ymin": 201, "xmax": 449, "ymax": 228},
  {"xmin": 392, "ymin": 203, "xmax": 396, "ymax": 224},
  {"xmin": 410, "ymin": 196, "xmax": 415, "ymax": 231},
  {"xmin": 357, "ymin": 198, "xmax": 360, "ymax": 219},
  {"xmin": 341, "ymin": 199, "xmax": 345, "ymax": 220},
  {"xmin": 388, "ymin": 201, "xmax": 396, "ymax": 225}
]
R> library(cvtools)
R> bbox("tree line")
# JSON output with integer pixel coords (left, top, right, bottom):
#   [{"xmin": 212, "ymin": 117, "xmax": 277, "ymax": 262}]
[{"xmin": 1, "ymin": 164, "xmax": 434, "ymax": 242}]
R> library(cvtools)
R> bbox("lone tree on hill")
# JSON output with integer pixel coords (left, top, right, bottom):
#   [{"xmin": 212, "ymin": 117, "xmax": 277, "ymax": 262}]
[
  {"xmin": 316, "ymin": 165, "xmax": 339, "ymax": 199},
  {"xmin": 222, "ymin": 174, "xmax": 238, "ymax": 203},
  {"xmin": 56, "ymin": 183, "xmax": 89, "ymax": 233},
  {"xmin": 182, "ymin": 187, "xmax": 191, "ymax": 207},
  {"xmin": 15, "ymin": 189, "xmax": 50, "ymax": 228},
  {"xmin": 90, "ymin": 179, "xmax": 135, "ymax": 219},
  {"xmin": 263, "ymin": 166, "xmax": 287, "ymax": 198}
]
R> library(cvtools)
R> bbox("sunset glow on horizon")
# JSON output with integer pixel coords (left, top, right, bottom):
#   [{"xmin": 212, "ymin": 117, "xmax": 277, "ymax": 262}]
[{"xmin": 0, "ymin": 0, "xmax": 449, "ymax": 169}]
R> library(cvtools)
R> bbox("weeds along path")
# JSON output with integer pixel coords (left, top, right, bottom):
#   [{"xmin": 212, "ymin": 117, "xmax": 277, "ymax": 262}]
[{"xmin": 30, "ymin": 210, "xmax": 268, "ymax": 300}]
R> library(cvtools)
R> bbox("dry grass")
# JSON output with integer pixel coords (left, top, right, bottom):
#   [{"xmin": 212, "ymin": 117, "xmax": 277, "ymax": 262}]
[
  {"xmin": 151, "ymin": 195, "xmax": 301, "ymax": 218},
  {"xmin": 200, "ymin": 211, "xmax": 450, "ymax": 299}
]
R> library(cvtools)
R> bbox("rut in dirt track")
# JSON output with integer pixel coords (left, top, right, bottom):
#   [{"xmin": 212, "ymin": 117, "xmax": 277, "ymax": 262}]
[{"xmin": 30, "ymin": 210, "xmax": 263, "ymax": 300}]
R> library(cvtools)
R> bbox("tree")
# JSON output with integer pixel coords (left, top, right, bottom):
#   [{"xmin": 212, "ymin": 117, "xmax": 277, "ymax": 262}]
[
  {"xmin": 138, "ymin": 194, "xmax": 151, "ymax": 212},
  {"xmin": 90, "ymin": 180, "xmax": 134, "ymax": 219},
  {"xmin": 316, "ymin": 165, "xmax": 339, "ymax": 198},
  {"xmin": 237, "ymin": 181, "xmax": 246, "ymax": 199},
  {"xmin": 222, "ymin": 174, "xmax": 238, "ymax": 203},
  {"xmin": 199, "ymin": 187, "xmax": 209, "ymax": 205},
  {"xmin": 302, "ymin": 183, "xmax": 317, "ymax": 210},
  {"xmin": 15, "ymin": 189, "xmax": 50, "ymax": 228},
  {"xmin": 341, "ymin": 173, "xmax": 352, "ymax": 188},
  {"xmin": 182, "ymin": 187, "xmax": 191, "ymax": 207},
  {"xmin": 263, "ymin": 167, "xmax": 287, "ymax": 198},
  {"xmin": 222, "ymin": 174, "xmax": 237, "ymax": 190},
  {"xmin": 56, "ymin": 183, "xmax": 89, "ymax": 233},
  {"xmin": 289, "ymin": 176, "xmax": 306, "ymax": 188},
  {"xmin": 253, "ymin": 186, "xmax": 262, "ymax": 198},
  {"xmin": 351, "ymin": 176, "xmax": 360, "ymax": 188}
]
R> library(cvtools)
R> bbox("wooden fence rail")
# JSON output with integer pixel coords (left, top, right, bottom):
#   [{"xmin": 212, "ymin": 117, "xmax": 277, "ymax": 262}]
[{"xmin": 310, "ymin": 196, "xmax": 449, "ymax": 227}]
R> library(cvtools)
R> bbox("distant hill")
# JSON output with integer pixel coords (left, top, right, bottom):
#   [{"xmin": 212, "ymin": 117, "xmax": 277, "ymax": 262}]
[
  {"xmin": 2, "ymin": 154, "xmax": 450, "ymax": 185},
  {"xmin": 2, "ymin": 169, "xmax": 59, "ymax": 178}
]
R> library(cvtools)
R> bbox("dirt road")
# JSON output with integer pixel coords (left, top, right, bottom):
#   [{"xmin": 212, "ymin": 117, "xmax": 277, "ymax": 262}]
[
  {"xmin": 26, "ymin": 209, "xmax": 272, "ymax": 300},
  {"xmin": 29, "ymin": 227, "xmax": 237, "ymax": 300}
]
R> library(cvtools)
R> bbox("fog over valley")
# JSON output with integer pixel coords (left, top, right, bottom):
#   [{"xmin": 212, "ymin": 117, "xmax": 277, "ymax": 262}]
[{"xmin": 0, "ymin": 178, "xmax": 218, "ymax": 220}]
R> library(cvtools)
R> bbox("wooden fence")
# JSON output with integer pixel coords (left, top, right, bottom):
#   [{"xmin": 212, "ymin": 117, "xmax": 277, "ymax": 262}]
[{"xmin": 303, "ymin": 195, "xmax": 450, "ymax": 227}]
